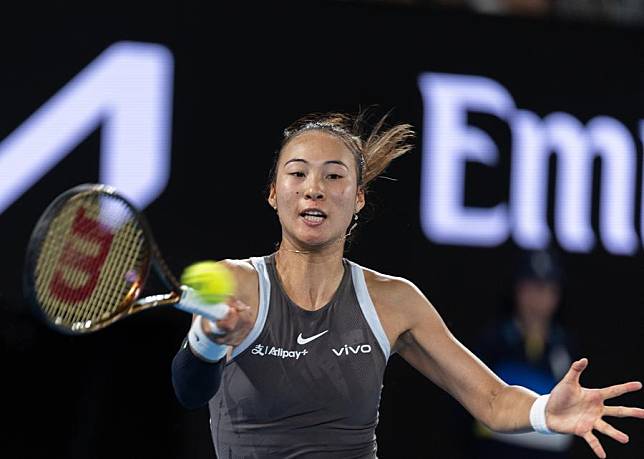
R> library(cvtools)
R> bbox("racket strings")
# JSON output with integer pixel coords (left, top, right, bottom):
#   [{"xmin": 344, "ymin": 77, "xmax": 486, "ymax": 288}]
[
  {"xmin": 90, "ymin": 220, "xmax": 146, "ymax": 320},
  {"xmin": 72, "ymin": 216, "xmax": 136, "ymax": 323},
  {"xmin": 35, "ymin": 201, "xmax": 84, "ymax": 320},
  {"xmin": 53, "ymin": 200, "xmax": 98, "ymax": 325},
  {"xmin": 34, "ymin": 193, "xmax": 148, "ymax": 330}
]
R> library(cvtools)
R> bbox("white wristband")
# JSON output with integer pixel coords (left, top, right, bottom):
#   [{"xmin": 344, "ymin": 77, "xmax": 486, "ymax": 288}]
[
  {"xmin": 187, "ymin": 315, "xmax": 228, "ymax": 362},
  {"xmin": 176, "ymin": 286, "xmax": 230, "ymax": 323},
  {"xmin": 530, "ymin": 394, "xmax": 554, "ymax": 434}
]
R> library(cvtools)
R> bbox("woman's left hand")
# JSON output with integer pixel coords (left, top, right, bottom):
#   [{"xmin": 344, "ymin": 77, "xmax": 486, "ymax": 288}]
[{"xmin": 546, "ymin": 358, "xmax": 644, "ymax": 458}]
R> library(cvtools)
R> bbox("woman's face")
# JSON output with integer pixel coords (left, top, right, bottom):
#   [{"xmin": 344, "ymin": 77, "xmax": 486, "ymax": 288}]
[{"xmin": 268, "ymin": 130, "xmax": 365, "ymax": 249}]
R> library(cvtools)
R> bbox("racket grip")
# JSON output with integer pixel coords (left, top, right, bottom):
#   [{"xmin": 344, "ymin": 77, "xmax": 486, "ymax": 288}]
[{"xmin": 175, "ymin": 286, "xmax": 231, "ymax": 323}]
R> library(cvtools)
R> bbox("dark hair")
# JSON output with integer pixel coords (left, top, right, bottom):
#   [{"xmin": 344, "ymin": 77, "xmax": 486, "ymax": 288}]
[
  {"xmin": 514, "ymin": 248, "xmax": 564, "ymax": 285},
  {"xmin": 267, "ymin": 109, "xmax": 415, "ymax": 191}
]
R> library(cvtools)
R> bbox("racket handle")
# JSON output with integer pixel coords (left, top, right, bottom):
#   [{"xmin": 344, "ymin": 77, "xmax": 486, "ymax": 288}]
[{"xmin": 175, "ymin": 286, "xmax": 231, "ymax": 323}]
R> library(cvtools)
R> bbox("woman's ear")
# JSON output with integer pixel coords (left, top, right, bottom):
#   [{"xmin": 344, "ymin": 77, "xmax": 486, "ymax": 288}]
[
  {"xmin": 268, "ymin": 184, "xmax": 277, "ymax": 210},
  {"xmin": 355, "ymin": 187, "xmax": 365, "ymax": 213}
]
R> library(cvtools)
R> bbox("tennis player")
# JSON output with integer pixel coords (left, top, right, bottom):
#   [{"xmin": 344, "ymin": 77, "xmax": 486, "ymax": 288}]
[{"xmin": 172, "ymin": 111, "xmax": 643, "ymax": 459}]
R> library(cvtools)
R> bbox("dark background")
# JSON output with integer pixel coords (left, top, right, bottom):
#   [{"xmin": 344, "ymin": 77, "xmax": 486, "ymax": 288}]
[{"xmin": 0, "ymin": 1, "xmax": 642, "ymax": 458}]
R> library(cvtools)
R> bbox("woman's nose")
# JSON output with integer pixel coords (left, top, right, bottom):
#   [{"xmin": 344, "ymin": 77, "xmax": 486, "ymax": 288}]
[{"xmin": 304, "ymin": 176, "xmax": 324, "ymax": 200}]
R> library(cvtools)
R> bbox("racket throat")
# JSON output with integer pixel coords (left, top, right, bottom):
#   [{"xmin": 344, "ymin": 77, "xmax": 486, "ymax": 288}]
[{"xmin": 130, "ymin": 291, "xmax": 181, "ymax": 313}]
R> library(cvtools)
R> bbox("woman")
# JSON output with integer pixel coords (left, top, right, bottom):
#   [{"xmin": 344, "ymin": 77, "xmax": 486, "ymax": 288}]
[{"xmin": 172, "ymin": 111, "xmax": 643, "ymax": 459}]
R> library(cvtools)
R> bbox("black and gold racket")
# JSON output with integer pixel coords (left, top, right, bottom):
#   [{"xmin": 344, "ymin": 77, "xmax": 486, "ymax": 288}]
[{"xmin": 23, "ymin": 183, "xmax": 229, "ymax": 334}]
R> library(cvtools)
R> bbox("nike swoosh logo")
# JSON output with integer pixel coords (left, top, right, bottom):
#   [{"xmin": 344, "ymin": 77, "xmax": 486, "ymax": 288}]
[{"xmin": 297, "ymin": 330, "xmax": 329, "ymax": 345}]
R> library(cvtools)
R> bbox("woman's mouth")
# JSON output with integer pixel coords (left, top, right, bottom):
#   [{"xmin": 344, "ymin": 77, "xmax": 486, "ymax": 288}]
[{"xmin": 300, "ymin": 209, "xmax": 327, "ymax": 225}]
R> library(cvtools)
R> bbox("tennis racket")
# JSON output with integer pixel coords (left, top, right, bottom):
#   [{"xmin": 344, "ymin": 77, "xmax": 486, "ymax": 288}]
[{"xmin": 23, "ymin": 183, "xmax": 230, "ymax": 334}]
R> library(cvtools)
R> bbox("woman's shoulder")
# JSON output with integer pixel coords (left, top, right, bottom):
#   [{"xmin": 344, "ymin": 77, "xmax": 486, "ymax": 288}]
[
  {"xmin": 216, "ymin": 257, "xmax": 262, "ymax": 302},
  {"xmin": 350, "ymin": 262, "xmax": 432, "ymax": 340},
  {"xmin": 218, "ymin": 258, "xmax": 256, "ymax": 274},
  {"xmin": 218, "ymin": 253, "xmax": 275, "ymax": 270},
  {"xmin": 350, "ymin": 261, "xmax": 424, "ymax": 306}
]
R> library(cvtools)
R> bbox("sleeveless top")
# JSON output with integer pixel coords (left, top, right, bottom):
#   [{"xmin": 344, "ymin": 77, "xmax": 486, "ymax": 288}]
[{"xmin": 209, "ymin": 253, "xmax": 390, "ymax": 459}]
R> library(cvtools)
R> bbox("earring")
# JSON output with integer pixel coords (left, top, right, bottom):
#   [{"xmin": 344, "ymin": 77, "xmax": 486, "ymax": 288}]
[{"xmin": 346, "ymin": 213, "xmax": 358, "ymax": 237}]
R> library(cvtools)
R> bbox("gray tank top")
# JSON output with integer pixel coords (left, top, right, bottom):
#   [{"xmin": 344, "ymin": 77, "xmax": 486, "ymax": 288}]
[{"xmin": 209, "ymin": 253, "xmax": 390, "ymax": 459}]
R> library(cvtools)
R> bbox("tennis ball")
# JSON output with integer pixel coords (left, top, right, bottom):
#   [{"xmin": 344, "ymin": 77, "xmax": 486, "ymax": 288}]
[{"xmin": 180, "ymin": 260, "xmax": 236, "ymax": 303}]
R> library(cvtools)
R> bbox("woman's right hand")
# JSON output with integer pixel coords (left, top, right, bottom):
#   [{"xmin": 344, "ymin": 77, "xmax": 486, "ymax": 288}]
[{"xmin": 201, "ymin": 297, "xmax": 253, "ymax": 347}]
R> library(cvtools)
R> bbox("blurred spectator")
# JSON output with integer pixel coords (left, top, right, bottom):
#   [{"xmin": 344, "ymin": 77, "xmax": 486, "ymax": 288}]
[
  {"xmin": 555, "ymin": 0, "xmax": 644, "ymax": 25},
  {"xmin": 342, "ymin": 0, "xmax": 644, "ymax": 25},
  {"xmin": 470, "ymin": 248, "xmax": 577, "ymax": 459},
  {"xmin": 464, "ymin": 0, "xmax": 552, "ymax": 16}
]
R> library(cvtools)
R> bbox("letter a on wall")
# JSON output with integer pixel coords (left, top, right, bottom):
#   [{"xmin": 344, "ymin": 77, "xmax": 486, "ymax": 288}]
[{"xmin": 0, "ymin": 41, "xmax": 174, "ymax": 215}]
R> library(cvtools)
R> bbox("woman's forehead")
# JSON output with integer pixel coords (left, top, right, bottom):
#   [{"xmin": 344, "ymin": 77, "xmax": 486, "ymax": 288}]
[{"xmin": 280, "ymin": 130, "xmax": 353, "ymax": 163}]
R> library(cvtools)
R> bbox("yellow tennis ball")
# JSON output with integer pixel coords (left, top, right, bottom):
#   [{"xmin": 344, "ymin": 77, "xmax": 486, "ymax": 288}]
[{"xmin": 180, "ymin": 260, "xmax": 236, "ymax": 303}]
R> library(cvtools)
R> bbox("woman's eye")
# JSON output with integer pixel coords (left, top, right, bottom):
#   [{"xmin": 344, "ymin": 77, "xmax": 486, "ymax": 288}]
[
  {"xmin": 289, "ymin": 171, "xmax": 305, "ymax": 177},
  {"xmin": 327, "ymin": 174, "xmax": 343, "ymax": 180}
]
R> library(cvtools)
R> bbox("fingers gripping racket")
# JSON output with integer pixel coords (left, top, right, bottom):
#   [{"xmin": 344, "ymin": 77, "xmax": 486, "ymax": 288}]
[{"xmin": 24, "ymin": 183, "xmax": 229, "ymax": 334}]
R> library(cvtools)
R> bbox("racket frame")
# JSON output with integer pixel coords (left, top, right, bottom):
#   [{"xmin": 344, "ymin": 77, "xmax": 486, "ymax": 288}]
[{"xmin": 24, "ymin": 183, "xmax": 183, "ymax": 334}]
